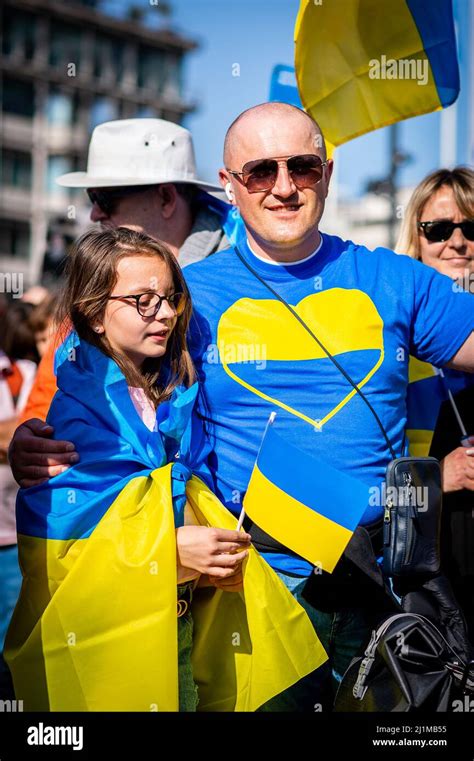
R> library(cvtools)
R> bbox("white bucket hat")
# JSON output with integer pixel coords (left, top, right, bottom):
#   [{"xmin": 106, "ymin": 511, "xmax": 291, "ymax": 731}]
[{"xmin": 56, "ymin": 118, "xmax": 222, "ymax": 193}]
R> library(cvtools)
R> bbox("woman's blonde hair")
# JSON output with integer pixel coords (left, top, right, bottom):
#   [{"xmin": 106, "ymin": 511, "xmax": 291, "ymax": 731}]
[
  {"xmin": 56, "ymin": 227, "xmax": 195, "ymax": 408},
  {"xmin": 396, "ymin": 166, "xmax": 474, "ymax": 259}
]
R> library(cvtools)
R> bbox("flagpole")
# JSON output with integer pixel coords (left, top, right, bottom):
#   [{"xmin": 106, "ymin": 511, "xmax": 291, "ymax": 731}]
[
  {"xmin": 237, "ymin": 411, "xmax": 277, "ymax": 531},
  {"xmin": 437, "ymin": 368, "xmax": 469, "ymax": 439}
]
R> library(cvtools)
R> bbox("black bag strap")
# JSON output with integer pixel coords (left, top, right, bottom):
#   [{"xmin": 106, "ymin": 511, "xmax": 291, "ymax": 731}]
[{"xmin": 234, "ymin": 243, "xmax": 399, "ymax": 459}]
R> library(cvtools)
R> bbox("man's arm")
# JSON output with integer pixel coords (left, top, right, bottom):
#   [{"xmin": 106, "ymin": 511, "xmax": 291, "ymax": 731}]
[
  {"xmin": 447, "ymin": 331, "xmax": 474, "ymax": 372},
  {"xmin": 8, "ymin": 419, "xmax": 79, "ymax": 489}
]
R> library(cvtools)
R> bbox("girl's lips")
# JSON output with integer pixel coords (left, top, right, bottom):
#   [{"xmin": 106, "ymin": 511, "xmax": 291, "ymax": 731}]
[{"xmin": 147, "ymin": 330, "xmax": 169, "ymax": 342}]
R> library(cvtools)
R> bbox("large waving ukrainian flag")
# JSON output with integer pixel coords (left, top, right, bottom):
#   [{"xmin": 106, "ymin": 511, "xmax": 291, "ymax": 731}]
[
  {"xmin": 5, "ymin": 335, "xmax": 326, "ymax": 711},
  {"xmin": 295, "ymin": 0, "xmax": 460, "ymax": 145}
]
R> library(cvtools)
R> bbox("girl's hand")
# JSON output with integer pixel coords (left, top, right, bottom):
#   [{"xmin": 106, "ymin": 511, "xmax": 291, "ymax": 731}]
[
  {"xmin": 208, "ymin": 564, "xmax": 244, "ymax": 592},
  {"xmin": 176, "ymin": 526, "xmax": 251, "ymax": 578}
]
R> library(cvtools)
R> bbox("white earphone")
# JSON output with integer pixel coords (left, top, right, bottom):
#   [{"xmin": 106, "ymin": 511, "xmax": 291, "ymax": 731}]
[{"xmin": 225, "ymin": 182, "xmax": 234, "ymax": 202}]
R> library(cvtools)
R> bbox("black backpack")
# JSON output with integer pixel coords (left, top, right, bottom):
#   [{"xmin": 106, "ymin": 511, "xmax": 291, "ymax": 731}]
[{"xmin": 334, "ymin": 611, "xmax": 474, "ymax": 712}]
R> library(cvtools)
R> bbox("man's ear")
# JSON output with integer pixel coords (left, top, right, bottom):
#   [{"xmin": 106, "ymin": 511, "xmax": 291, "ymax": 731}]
[
  {"xmin": 156, "ymin": 183, "xmax": 179, "ymax": 220},
  {"xmin": 218, "ymin": 169, "xmax": 235, "ymax": 202},
  {"xmin": 323, "ymin": 159, "xmax": 334, "ymax": 197},
  {"xmin": 218, "ymin": 168, "xmax": 230, "ymax": 190}
]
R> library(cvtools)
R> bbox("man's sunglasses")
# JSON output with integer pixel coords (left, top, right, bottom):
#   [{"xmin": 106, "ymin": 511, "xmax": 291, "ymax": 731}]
[
  {"xmin": 108, "ymin": 291, "xmax": 186, "ymax": 318},
  {"xmin": 87, "ymin": 185, "xmax": 156, "ymax": 216},
  {"xmin": 227, "ymin": 154, "xmax": 328, "ymax": 194},
  {"xmin": 418, "ymin": 219, "xmax": 474, "ymax": 243}
]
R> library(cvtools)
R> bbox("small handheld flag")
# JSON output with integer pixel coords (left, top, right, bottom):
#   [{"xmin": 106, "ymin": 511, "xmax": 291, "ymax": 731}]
[{"xmin": 243, "ymin": 414, "xmax": 370, "ymax": 572}]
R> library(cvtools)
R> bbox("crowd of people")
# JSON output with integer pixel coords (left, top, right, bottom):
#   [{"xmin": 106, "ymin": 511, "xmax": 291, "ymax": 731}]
[{"xmin": 1, "ymin": 104, "xmax": 473, "ymax": 711}]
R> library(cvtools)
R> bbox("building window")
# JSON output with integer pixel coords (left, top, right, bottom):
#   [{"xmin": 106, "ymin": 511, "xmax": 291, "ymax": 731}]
[
  {"xmin": 1, "ymin": 149, "xmax": 32, "ymax": 189},
  {"xmin": 46, "ymin": 156, "xmax": 73, "ymax": 194},
  {"xmin": 162, "ymin": 53, "xmax": 183, "ymax": 100},
  {"xmin": 49, "ymin": 21, "xmax": 82, "ymax": 71},
  {"xmin": 137, "ymin": 46, "xmax": 165, "ymax": 92},
  {"xmin": 2, "ymin": 8, "xmax": 37, "ymax": 60},
  {"xmin": 89, "ymin": 98, "xmax": 119, "ymax": 132},
  {"xmin": 46, "ymin": 89, "xmax": 76, "ymax": 126},
  {"xmin": 0, "ymin": 221, "xmax": 30, "ymax": 260},
  {"xmin": 2, "ymin": 76, "xmax": 35, "ymax": 117},
  {"xmin": 133, "ymin": 106, "xmax": 158, "ymax": 118},
  {"xmin": 93, "ymin": 35, "xmax": 124, "ymax": 84}
]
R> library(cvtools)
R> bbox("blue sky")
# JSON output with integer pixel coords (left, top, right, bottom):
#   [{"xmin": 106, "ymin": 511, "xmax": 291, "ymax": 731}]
[{"xmin": 101, "ymin": 0, "xmax": 470, "ymax": 198}]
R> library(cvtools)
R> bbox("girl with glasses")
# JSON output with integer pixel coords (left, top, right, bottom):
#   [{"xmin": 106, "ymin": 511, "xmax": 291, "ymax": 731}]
[{"xmin": 6, "ymin": 227, "xmax": 252, "ymax": 711}]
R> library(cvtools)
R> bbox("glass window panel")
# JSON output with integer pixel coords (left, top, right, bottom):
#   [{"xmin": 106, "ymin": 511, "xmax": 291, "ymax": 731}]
[
  {"xmin": 2, "ymin": 77, "xmax": 35, "ymax": 117},
  {"xmin": 49, "ymin": 21, "xmax": 82, "ymax": 69},
  {"xmin": 46, "ymin": 90, "xmax": 74, "ymax": 126},
  {"xmin": 46, "ymin": 156, "xmax": 72, "ymax": 194},
  {"xmin": 2, "ymin": 8, "xmax": 36, "ymax": 60}
]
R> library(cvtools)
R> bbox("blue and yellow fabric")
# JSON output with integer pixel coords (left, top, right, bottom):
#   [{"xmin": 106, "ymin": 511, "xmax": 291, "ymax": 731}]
[
  {"xmin": 203, "ymin": 192, "xmax": 246, "ymax": 249},
  {"xmin": 244, "ymin": 421, "xmax": 370, "ymax": 572},
  {"xmin": 5, "ymin": 334, "xmax": 327, "ymax": 711},
  {"xmin": 295, "ymin": 0, "xmax": 460, "ymax": 146},
  {"xmin": 406, "ymin": 357, "xmax": 474, "ymax": 456}
]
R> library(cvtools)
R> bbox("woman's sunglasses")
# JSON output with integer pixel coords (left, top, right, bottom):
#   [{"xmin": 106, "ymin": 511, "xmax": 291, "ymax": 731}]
[
  {"xmin": 87, "ymin": 185, "xmax": 156, "ymax": 216},
  {"xmin": 227, "ymin": 154, "xmax": 328, "ymax": 194},
  {"xmin": 108, "ymin": 291, "xmax": 186, "ymax": 318},
  {"xmin": 418, "ymin": 219, "xmax": 474, "ymax": 243}
]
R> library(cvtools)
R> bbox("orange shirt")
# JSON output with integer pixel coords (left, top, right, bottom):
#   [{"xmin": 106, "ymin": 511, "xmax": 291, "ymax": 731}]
[{"xmin": 19, "ymin": 330, "xmax": 63, "ymax": 424}]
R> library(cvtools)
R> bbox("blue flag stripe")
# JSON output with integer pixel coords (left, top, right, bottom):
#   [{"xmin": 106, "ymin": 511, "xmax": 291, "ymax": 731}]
[
  {"xmin": 407, "ymin": 0, "xmax": 460, "ymax": 106},
  {"xmin": 257, "ymin": 424, "xmax": 370, "ymax": 532}
]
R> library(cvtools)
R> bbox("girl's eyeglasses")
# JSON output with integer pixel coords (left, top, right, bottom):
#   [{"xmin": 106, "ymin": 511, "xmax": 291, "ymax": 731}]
[{"xmin": 108, "ymin": 291, "xmax": 186, "ymax": 317}]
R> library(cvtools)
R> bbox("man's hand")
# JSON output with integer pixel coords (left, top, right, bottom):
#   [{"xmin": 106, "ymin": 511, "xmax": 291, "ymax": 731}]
[
  {"xmin": 440, "ymin": 438, "xmax": 474, "ymax": 492},
  {"xmin": 176, "ymin": 526, "xmax": 251, "ymax": 578},
  {"xmin": 8, "ymin": 418, "xmax": 79, "ymax": 489}
]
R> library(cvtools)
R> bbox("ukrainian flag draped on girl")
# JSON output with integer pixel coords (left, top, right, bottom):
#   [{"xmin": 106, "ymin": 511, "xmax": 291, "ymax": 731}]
[{"xmin": 5, "ymin": 332, "xmax": 327, "ymax": 711}]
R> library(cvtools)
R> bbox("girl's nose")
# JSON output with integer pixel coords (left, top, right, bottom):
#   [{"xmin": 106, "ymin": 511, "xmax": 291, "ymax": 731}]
[{"xmin": 156, "ymin": 299, "xmax": 177, "ymax": 319}]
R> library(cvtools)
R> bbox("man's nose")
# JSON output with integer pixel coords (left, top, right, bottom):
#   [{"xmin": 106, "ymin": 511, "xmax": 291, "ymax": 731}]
[
  {"xmin": 272, "ymin": 163, "xmax": 297, "ymax": 198},
  {"xmin": 90, "ymin": 202, "xmax": 108, "ymax": 223}
]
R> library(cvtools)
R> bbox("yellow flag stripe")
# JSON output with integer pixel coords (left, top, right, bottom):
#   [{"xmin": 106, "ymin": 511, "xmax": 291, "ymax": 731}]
[{"xmin": 244, "ymin": 464, "xmax": 352, "ymax": 572}]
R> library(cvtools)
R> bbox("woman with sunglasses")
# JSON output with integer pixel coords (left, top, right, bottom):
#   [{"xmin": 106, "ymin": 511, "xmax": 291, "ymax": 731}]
[
  {"xmin": 396, "ymin": 166, "xmax": 474, "ymax": 457},
  {"xmin": 397, "ymin": 166, "xmax": 474, "ymax": 283},
  {"xmin": 397, "ymin": 167, "xmax": 474, "ymax": 639}
]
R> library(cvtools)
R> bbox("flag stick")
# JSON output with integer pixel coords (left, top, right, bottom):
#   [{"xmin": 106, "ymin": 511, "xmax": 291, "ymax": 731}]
[
  {"xmin": 237, "ymin": 411, "xmax": 277, "ymax": 531},
  {"xmin": 437, "ymin": 368, "xmax": 468, "ymax": 437}
]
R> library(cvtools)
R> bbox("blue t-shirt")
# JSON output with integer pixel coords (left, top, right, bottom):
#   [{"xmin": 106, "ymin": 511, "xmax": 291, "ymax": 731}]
[{"xmin": 185, "ymin": 234, "xmax": 474, "ymax": 576}]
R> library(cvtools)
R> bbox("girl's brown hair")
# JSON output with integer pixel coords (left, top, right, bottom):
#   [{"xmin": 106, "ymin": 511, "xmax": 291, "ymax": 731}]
[
  {"xmin": 56, "ymin": 227, "xmax": 195, "ymax": 408},
  {"xmin": 396, "ymin": 166, "xmax": 474, "ymax": 259}
]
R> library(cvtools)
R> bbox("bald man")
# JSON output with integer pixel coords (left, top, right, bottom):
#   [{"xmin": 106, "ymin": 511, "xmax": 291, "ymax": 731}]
[
  {"xmin": 185, "ymin": 102, "xmax": 474, "ymax": 707},
  {"xmin": 10, "ymin": 103, "xmax": 474, "ymax": 710}
]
